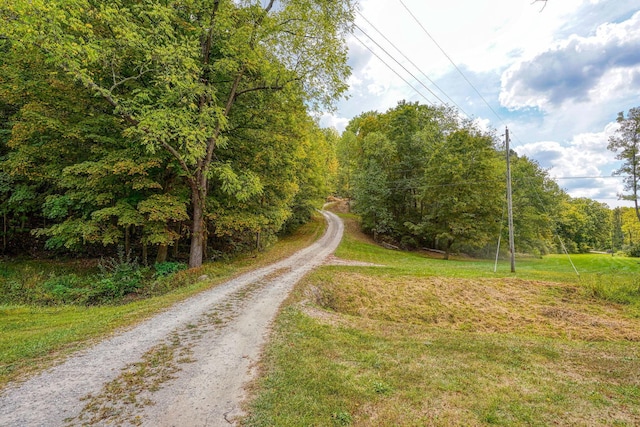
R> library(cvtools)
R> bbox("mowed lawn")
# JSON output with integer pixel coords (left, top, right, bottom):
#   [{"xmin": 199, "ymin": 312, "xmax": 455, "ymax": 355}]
[{"xmin": 243, "ymin": 215, "xmax": 640, "ymax": 426}]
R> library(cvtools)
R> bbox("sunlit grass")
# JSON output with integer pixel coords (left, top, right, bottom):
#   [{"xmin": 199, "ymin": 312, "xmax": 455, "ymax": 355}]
[{"xmin": 246, "ymin": 308, "xmax": 640, "ymax": 426}]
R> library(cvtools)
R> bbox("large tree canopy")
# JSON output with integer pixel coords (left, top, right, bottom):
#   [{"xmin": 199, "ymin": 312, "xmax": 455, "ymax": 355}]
[
  {"xmin": 342, "ymin": 102, "xmax": 505, "ymax": 258},
  {"xmin": 1, "ymin": 0, "xmax": 354, "ymax": 266}
]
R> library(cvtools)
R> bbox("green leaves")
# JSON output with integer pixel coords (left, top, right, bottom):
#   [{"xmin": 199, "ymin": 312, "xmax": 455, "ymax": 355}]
[
  {"xmin": 212, "ymin": 163, "xmax": 263, "ymax": 202},
  {"xmin": 1, "ymin": 0, "xmax": 354, "ymax": 265},
  {"xmin": 343, "ymin": 102, "xmax": 502, "ymax": 255},
  {"xmin": 138, "ymin": 194, "xmax": 188, "ymax": 223}
]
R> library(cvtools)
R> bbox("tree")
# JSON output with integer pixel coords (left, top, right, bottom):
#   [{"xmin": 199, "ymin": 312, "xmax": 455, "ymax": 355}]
[
  {"xmin": 408, "ymin": 126, "xmax": 504, "ymax": 259},
  {"xmin": 0, "ymin": 39, "xmax": 187, "ymax": 261},
  {"xmin": 611, "ymin": 207, "xmax": 624, "ymax": 252},
  {"xmin": 509, "ymin": 154, "xmax": 564, "ymax": 256},
  {"xmin": 383, "ymin": 101, "xmax": 456, "ymax": 230},
  {"xmin": 351, "ymin": 131, "xmax": 398, "ymax": 239},
  {"xmin": 2, "ymin": 0, "xmax": 355, "ymax": 267},
  {"xmin": 608, "ymin": 107, "xmax": 640, "ymax": 222},
  {"xmin": 556, "ymin": 197, "xmax": 611, "ymax": 253},
  {"xmin": 335, "ymin": 130, "xmax": 358, "ymax": 199},
  {"xmin": 620, "ymin": 207, "xmax": 640, "ymax": 246},
  {"xmin": 345, "ymin": 102, "xmax": 459, "ymax": 244}
]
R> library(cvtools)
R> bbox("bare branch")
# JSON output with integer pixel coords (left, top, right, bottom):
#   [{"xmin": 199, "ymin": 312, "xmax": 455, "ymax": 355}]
[
  {"xmin": 161, "ymin": 141, "xmax": 194, "ymax": 184},
  {"xmin": 234, "ymin": 84, "xmax": 284, "ymax": 97},
  {"xmin": 109, "ymin": 66, "xmax": 155, "ymax": 93},
  {"xmin": 82, "ymin": 78, "xmax": 138, "ymax": 126},
  {"xmin": 264, "ymin": 0, "xmax": 276, "ymax": 13},
  {"xmin": 204, "ymin": 68, "xmax": 245, "ymax": 168},
  {"xmin": 531, "ymin": 0, "xmax": 548, "ymax": 12}
]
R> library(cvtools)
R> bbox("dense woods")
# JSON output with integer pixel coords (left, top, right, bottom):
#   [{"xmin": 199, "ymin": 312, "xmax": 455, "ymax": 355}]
[
  {"xmin": 336, "ymin": 101, "xmax": 640, "ymax": 258},
  {"xmin": 0, "ymin": 0, "xmax": 353, "ymax": 266}
]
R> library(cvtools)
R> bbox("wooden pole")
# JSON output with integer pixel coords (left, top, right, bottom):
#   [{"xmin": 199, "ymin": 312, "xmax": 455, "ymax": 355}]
[{"xmin": 506, "ymin": 127, "xmax": 516, "ymax": 273}]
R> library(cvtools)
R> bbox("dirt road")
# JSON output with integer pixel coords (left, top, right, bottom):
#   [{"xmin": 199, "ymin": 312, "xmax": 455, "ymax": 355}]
[{"xmin": 0, "ymin": 210, "xmax": 343, "ymax": 426}]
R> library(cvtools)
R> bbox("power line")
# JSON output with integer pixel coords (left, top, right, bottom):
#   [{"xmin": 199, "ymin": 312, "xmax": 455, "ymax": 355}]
[
  {"xmin": 350, "ymin": 32, "xmax": 435, "ymax": 106},
  {"xmin": 397, "ymin": 0, "xmax": 507, "ymax": 127},
  {"xmin": 356, "ymin": 11, "xmax": 469, "ymax": 116},
  {"xmin": 353, "ymin": 24, "xmax": 444, "ymax": 105},
  {"xmin": 551, "ymin": 176, "xmax": 626, "ymax": 180}
]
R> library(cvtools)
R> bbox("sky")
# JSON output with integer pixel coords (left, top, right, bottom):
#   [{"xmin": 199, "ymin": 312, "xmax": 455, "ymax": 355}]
[{"xmin": 319, "ymin": 0, "xmax": 640, "ymax": 208}]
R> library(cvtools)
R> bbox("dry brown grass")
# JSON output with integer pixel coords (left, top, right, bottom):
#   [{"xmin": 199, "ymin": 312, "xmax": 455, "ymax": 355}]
[
  {"xmin": 250, "ymin": 269, "xmax": 640, "ymax": 426},
  {"xmin": 314, "ymin": 272, "xmax": 640, "ymax": 342}
]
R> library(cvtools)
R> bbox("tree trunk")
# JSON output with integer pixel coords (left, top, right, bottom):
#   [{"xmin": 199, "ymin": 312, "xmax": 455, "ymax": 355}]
[
  {"xmin": 3, "ymin": 212, "xmax": 6, "ymax": 251},
  {"xmin": 142, "ymin": 242, "xmax": 148, "ymax": 266},
  {"xmin": 156, "ymin": 244, "xmax": 168, "ymax": 264},
  {"xmin": 444, "ymin": 238, "xmax": 453, "ymax": 260},
  {"xmin": 203, "ymin": 220, "xmax": 208, "ymax": 261},
  {"xmin": 634, "ymin": 148, "xmax": 640, "ymax": 222},
  {"xmin": 124, "ymin": 225, "xmax": 130, "ymax": 256},
  {"xmin": 189, "ymin": 186, "xmax": 205, "ymax": 268}
]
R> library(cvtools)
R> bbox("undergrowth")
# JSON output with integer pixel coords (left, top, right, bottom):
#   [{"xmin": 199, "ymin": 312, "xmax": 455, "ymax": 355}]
[
  {"xmin": 581, "ymin": 274, "xmax": 640, "ymax": 306},
  {"xmin": 0, "ymin": 248, "xmax": 189, "ymax": 306}
]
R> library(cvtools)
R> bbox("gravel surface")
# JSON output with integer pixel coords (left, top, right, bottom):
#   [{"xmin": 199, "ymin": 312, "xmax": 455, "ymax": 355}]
[{"xmin": 0, "ymin": 210, "xmax": 343, "ymax": 426}]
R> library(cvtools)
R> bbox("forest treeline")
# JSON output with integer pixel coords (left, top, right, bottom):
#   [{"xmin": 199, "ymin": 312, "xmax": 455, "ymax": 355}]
[
  {"xmin": 335, "ymin": 101, "xmax": 640, "ymax": 258},
  {"xmin": 0, "ymin": 39, "xmax": 341, "ymax": 263}
]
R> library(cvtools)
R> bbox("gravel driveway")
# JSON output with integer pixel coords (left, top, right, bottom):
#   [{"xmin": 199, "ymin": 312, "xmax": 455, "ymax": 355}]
[{"xmin": 0, "ymin": 210, "xmax": 343, "ymax": 426}]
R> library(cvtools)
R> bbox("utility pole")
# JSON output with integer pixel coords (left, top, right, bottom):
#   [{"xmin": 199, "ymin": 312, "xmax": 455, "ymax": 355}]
[{"xmin": 505, "ymin": 127, "xmax": 516, "ymax": 272}]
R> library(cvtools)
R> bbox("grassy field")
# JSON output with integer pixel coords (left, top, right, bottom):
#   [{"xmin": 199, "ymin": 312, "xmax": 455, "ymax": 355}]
[
  {"xmin": 0, "ymin": 214, "xmax": 326, "ymax": 389},
  {"xmin": 243, "ymin": 214, "xmax": 640, "ymax": 426}
]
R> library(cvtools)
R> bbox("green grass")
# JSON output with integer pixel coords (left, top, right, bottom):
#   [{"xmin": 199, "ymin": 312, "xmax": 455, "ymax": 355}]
[
  {"xmin": 243, "ymin": 214, "xmax": 640, "ymax": 426},
  {"xmin": 246, "ymin": 308, "xmax": 640, "ymax": 426},
  {"xmin": 337, "ymin": 214, "xmax": 640, "ymax": 281},
  {"xmin": 0, "ymin": 213, "xmax": 326, "ymax": 389}
]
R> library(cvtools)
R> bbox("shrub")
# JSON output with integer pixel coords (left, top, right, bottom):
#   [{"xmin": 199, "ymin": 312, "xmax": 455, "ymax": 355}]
[
  {"xmin": 154, "ymin": 261, "xmax": 187, "ymax": 278},
  {"xmin": 625, "ymin": 243, "xmax": 640, "ymax": 258},
  {"xmin": 42, "ymin": 274, "xmax": 89, "ymax": 304},
  {"xmin": 581, "ymin": 274, "xmax": 640, "ymax": 305},
  {"xmin": 85, "ymin": 247, "xmax": 149, "ymax": 304}
]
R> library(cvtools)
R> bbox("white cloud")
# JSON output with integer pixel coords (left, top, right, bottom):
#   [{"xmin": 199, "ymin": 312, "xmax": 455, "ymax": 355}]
[
  {"xmin": 318, "ymin": 112, "xmax": 350, "ymax": 133},
  {"xmin": 514, "ymin": 121, "xmax": 631, "ymax": 206},
  {"xmin": 330, "ymin": 0, "xmax": 640, "ymax": 210},
  {"xmin": 366, "ymin": 82, "xmax": 386, "ymax": 96},
  {"xmin": 500, "ymin": 11, "xmax": 640, "ymax": 111}
]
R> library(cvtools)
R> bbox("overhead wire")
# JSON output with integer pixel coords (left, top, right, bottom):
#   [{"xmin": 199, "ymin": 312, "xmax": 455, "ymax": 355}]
[
  {"xmin": 349, "ymin": 4, "xmax": 626, "ymax": 271},
  {"xmin": 355, "ymin": 2, "xmax": 619, "ymax": 203},
  {"xmin": 356, "ymin": 3, "xmax": 521, "ymax": 145},
  {"xmin": 355, "ymin": 11, "xmax": 470, "ymax": 116},
  {"xmin": 352, "ymin": 24, "xmax": 444, "ymax": 104},
  {"xmin": 350, "ymin": 32, "xmax": 435, "ymax": 106},
  {"xmin": 397, "ymin": 0, "xmax": 507, "ymax": 127}
]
